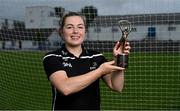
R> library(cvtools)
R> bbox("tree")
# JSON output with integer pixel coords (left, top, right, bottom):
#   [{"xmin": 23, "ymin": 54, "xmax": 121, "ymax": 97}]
[
  {"xmin": 1, "ymin": 19, "xmax": 8, "ymax": 30},
  {"xmin": 14, "ymin": 21, "xmax": 25, "ymax": 29},
  {"xmin": 81, "ymin": 6, "xmax": 98, "ymax": 30},
  {"xmin": 54, "ymin": 7, "xmax": 65, "ymax": 17}
]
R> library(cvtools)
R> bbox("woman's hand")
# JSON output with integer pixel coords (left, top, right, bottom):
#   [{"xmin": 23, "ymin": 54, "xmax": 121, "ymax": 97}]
[
  {"xmin": 113, "ymin": 41, "xmax": 131, "ymax": 57},
  {"xmin": 98, "ymin": 60, "xmax": 124, "ymax": 76}
]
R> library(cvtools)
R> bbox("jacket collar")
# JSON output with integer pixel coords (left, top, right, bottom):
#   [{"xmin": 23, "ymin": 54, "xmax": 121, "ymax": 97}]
[{"xmin": 60, "ymin": 44, "xmax": 88, "ymax": 57}]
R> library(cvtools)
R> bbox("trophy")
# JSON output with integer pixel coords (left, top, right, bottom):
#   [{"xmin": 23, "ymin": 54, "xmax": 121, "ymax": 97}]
[{"xmin": 116, "ymin": 20, "xmax": 131, "ymax": 68}]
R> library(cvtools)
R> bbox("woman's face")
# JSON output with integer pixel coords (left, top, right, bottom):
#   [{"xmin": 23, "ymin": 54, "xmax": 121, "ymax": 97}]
[{"xmin": 61, "ymin": 16, "xmax": 86, "ymax": 47}]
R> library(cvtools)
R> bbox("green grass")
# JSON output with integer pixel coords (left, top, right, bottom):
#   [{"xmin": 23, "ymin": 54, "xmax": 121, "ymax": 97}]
[
  {"xmin": 0, "ymin": 51, "xmax": 180, "ymax": 110},
  {"xmin": 0, "ymin": 51, "xmax": 51, "ymax": 110},
  {"xmin": 101, "ymin": 52, "xmax": 180, "ymax": 110}
]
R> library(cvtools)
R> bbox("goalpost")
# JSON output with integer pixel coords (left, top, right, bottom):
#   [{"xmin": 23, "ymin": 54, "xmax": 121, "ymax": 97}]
[{"xmin": 0, "ymin": 0, "xmax": 180, "ymax": 110}]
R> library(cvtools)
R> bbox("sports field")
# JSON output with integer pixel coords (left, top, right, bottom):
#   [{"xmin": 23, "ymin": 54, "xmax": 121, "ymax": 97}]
[{"xmin": 0, "ymin": 51, "xmax": 180, "ymax": 110}]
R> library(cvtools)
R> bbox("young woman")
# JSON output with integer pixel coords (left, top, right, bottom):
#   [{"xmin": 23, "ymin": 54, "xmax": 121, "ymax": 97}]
[{"xmin": 43, "ymin": 12, "xmax": 131, "ymax": 110}]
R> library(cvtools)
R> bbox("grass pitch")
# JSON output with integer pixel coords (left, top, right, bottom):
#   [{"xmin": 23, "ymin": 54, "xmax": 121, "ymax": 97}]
[{"xmin": 0, "ymin": 51, "xmax": 179, "ymax": 110}]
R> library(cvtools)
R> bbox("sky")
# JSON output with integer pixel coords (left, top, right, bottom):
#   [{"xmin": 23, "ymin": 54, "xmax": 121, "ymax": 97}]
[{"xmin": 0, "ymin": 0, "xmax": 180, "ymax": 21}]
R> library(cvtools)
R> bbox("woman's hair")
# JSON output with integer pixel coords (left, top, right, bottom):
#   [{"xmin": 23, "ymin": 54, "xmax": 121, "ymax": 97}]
[{"xmin": 60, "ymin": 12, "xmax": 86, "ymax": 29}]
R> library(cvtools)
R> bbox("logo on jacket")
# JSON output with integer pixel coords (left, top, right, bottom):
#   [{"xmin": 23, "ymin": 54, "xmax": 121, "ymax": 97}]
[
  {"xmin": 61, "ymin": 50, "xmax": 67, "ymax": 56},
  {"xmin": 62, "ymin": 62, "xmax": 72, "ymax": 68},
  {"xmin": 90, "ymin": 62, "xmax": 97, "ymax": 70}
]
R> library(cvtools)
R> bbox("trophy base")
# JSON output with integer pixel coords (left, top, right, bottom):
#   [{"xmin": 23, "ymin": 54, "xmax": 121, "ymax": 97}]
[{"xmin": 116, "ymin": 54, "xmax": 128, "ymax": 68}]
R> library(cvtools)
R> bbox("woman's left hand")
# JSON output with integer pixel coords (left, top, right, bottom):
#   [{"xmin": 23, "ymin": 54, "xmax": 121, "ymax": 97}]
[{"xmin": 113, "ymin": 41, "xmax": 131, "ymax": 57}]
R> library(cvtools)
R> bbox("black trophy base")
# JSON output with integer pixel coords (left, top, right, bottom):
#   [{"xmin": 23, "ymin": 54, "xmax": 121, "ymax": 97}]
[{"xmin": 116, "ymin": 54, "xmax": 128, "ymax": 68}]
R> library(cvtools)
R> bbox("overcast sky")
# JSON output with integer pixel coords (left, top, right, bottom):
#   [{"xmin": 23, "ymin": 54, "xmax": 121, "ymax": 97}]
[{"xmin": 0, "ymin": 0, "xmax": 180, "ymax": 21}]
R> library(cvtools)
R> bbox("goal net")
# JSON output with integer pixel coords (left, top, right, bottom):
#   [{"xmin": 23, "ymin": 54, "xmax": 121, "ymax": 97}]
[{"xmin": 0, "ymin": 0, "xmax": 180, "ymax": 110}]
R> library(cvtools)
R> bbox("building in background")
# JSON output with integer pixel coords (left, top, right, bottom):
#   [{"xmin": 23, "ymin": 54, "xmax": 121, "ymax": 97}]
[
  {"xmin": 25, "ymin": 6, "xmax": 60, "ymax": 29},
  {"xmin": 1, "ymin": 5, "xmax": 180, "ymax": 50},
  {"xmin": 89, "ymin": 13, "xmax": 180, "ymax": 41}
]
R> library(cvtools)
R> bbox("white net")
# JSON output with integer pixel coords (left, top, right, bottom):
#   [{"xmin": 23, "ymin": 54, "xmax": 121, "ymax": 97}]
[{"xmin": 0, "ymin": 0, "xmax": 180, "ymax": 110}]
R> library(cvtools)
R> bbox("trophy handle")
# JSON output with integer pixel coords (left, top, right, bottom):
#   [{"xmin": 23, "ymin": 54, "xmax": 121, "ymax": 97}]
[
  {"xmin": 118, "ymin": 20, "xmax": 131, "ymax": 34},
  {"xmin": 118, "ymin": 20, "xmax": 131, "ymax": 53}
]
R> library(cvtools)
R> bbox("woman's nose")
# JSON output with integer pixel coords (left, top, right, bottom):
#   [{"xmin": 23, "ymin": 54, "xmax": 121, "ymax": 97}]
[{"xmin": 72, "ymin": 27, "xmax": 78, "ymax": 33}]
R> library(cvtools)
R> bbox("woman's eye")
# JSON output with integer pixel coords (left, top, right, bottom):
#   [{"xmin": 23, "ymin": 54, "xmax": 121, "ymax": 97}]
[
  {"xmin": 67, "ymin": 26, "xmax": 72, "ymax": 29},
  {"xmin": 78, "ymin": 26, "xmax": 84, "ymax": 29}
]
